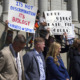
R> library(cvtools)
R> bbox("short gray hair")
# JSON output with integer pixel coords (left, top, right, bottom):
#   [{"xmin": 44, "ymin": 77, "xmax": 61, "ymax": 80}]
[{"xmin": 34, "ymin": 37, "xmax": 45, "ymax": 45}]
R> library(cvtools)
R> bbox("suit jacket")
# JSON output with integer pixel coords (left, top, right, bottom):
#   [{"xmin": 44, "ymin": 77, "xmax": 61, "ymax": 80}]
[
  {"xmin": 0, "ymin": 45, "xmax": 25, "ymax": 80},
  {"xmin": 71, "ymin": 54, "xmax": 80, "ymax": 80},
  {"xmin": 23, "ymin": 50, "xmax": 46, "ymax": 80},
  {"xmin": 46, "ymin": 56, "xmax": 69, "ymax": 80}
]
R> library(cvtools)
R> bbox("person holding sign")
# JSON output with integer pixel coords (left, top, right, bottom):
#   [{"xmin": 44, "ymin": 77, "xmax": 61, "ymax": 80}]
[
  {"xmin": 35, "ymin": 10, "xmax": 40, "ymax": 29},
  {"xmin": 39, "ymin": 12, "xmax": 50, "ymax": 39},
  {"xmin": 0, "ymin": 20, "xmax": 13, "ymax": 49},
  {"xmin": 34, "ymin": 10, "xmax": 40, "ymax": 37}
]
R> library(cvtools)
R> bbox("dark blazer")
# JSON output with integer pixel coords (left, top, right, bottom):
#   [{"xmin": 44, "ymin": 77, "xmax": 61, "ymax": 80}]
[
  {"xmin": 71, "ymin": 54, "xmax": 80, "ymax": 80},
  {"xmin": 23, "ymin": 50, "xmax": 46, "ymax": 80},
  {"xmin": 46, "ymin": 56, "xmax": 69, "ymax": 80},
  {"xmin": 68, "ymin": 47, "xmax": 80, "ymax": 80}
]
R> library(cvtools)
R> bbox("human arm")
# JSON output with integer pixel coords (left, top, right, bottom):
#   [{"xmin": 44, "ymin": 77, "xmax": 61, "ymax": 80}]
[
  {"xmin": 39, "ymin": 17, "xmax": 47, "ymax": 26},
  {"xmin": 0, "ymin": 20, "xmax": 8, "ymax": 49},
  {"xmin": 23, "ymin": 52, "xmax": 32, "ymax": 80},
  {"xmin": 63, "ymin": 32, "xmax": 69, "ymax": 45},
  {"xmin": 61, "ymin": 45, "xmax": 70, "ymax": 53},
  {"xmin": 59, "ymin": 58, "xmax": 69, "ymax": 79},
  {"xmin": 0, "ymin": 52, "xmax": 5, "ymax": 71},
  {"xmin": 64, "ymin": 65, "xmax": 70, "ymax": 79},
  {"xmin": 0, "ymin": 51, "xmax": 6, "ymax": 80},
  {"xmin": 4, "ymin": 20, "xmax": 8, "ymax": 32},
  {"xmin": 23, "ymin": 53, "xmax": 31, "ymax": 72},
  {"xmin": 72, "ymin": 56, "xmax": 80, "ymax": 75},
  {"xmin": 46, "ymin": 56, "xmax": 67, "ymax": 80},
  {"xmin": 60, "ymin": 32, "xmax": 70, "ymax": 53},
  {"xmin": 40, "ymin": 22, "xmax": 47, "ymax": 26}
]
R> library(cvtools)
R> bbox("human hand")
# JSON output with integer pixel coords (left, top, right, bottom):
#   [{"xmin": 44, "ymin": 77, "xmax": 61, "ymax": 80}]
[
  {"xmin": 5, "ymin": 20, "xmax": 8, "ymax": 24},
  {"xmin": 47, "ymin": 27, "xmax": 50, "ymax": 32},
  {"xmin": 34, "ymin": 26, "xmax": 36, "ymax": 31},
  {"xmin": 74, "ymin": 30, "xmax": 76, "ymax": 33},
  {"xmin": 5, "ymin": 20, "xmax": 8, "ymax": 32},
  {"xmin": 63, "ymin": 32, "xmax": 67, "ymax": 36},
  {"xmin": 66, "ymin": 78, "xmax": 69, "ymax": 80},
  {"xmin": 43, "ymin": 22, "xmax": 47, "ymax": 26},
  {"xmin": 63, "ymin": 32, "xmax": 67, "ymax": 39}
]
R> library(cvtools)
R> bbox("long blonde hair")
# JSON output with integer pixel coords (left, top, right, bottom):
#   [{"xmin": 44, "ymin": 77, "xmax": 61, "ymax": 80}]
[{"xmin": 46, "ymin": 42, "xmax": 61, "ymax": 66}]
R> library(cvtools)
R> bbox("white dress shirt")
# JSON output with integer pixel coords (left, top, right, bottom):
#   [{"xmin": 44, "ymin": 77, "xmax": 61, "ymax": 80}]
[
  {"xmin": 10, "ymin": 44, "xmax": 22, "ymax": 80},
  {"xmin": 35, "ymin": 50, "xmax": 46, "ymax": 80}
]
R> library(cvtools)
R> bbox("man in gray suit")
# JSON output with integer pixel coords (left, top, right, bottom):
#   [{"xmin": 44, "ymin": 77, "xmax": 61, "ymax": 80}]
[
  {"xmin": 0, "ymin": 34, "xmax": 26, "ymax": 80},
  {"xmin": 23, "ymin": 37, "xmax": 46, "ymax": 80}
]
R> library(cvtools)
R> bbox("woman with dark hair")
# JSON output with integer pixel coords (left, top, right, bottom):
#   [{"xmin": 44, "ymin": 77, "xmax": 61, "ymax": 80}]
[
  {"xmin": 46, "ymin": 42, "xmax": 69, "ymax": 80},
  {"xmin": 68, "ymin": 38, "xmax": 80, "ymax": 80}
]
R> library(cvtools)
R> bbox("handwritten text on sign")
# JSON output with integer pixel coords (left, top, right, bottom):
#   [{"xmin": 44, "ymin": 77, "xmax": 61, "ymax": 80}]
[
  {"xmin": 45, "ymin": 11, "xmax": 72, "ymax": 35},
  {"xmin": 8, "ymin": 1, "xmax": 37, "ymax": 33}
]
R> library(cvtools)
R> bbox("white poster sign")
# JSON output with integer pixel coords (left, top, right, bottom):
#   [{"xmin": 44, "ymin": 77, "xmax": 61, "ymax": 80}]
[
  {"xmin": 44, "ymin": 11, "xmax": 72, "ymax": 35},
  {"xmin": 67, "ymin": 24, "xmax": 75, "ymax": 39},
  {"xmin": 8, "ymin": 0, "xmax": 37, "ymax": 33}
]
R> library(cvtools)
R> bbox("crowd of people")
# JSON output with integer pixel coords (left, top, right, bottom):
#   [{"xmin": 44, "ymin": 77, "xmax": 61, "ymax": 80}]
[{"xmin": 0, "ymin": 10, "xmax": 79, "ymax": 80}]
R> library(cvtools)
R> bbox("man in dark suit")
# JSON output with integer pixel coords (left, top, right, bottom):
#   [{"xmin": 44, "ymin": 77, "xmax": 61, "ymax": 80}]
[
  {"xmin": 0, "ymin": 34, "xmax": 26, "ymax": 80},
  {"xmin": 23, "ymin": 37, "xmax": 46, "ymax": 80}
]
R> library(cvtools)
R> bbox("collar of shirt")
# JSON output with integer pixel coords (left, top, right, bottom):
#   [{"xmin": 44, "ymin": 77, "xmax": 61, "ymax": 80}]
[
  {"xmin": 33, "ymin": 49, "xmax": 46, "ymax": 80},
  {"xmin": 10, "ymin": 44, "xmax": 18, "ymax": 58},
  {"xmin": 33, "ymin": 48, "xmax": 42, "ymax": 56},
  {"xmin": 10, "ymin": 44, "xmax": 22, "ymax": 80}
]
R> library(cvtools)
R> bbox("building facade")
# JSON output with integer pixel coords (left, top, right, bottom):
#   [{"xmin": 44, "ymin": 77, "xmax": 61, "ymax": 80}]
[
  {"xmin": 0, "ymin": 0, "xmax": 80, "ymax": 44},
  {"xmin": 0, "ymin": 0, "xmax": 80, "ymax": 26}
]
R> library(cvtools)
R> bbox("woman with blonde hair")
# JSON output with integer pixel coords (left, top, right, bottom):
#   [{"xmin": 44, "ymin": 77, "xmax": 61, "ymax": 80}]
[{"xmin": 46, "ymin": 42, "xmax": 69, "ymax": 80}]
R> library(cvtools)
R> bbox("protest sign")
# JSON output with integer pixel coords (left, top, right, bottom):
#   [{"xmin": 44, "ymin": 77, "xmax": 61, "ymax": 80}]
[
  {"xmin": 67, "ymin": 24, "xmax": 75, "ymax": 39},
  {"xmin": 8, "ymin": 0, "xmax": 37, "ymax": 33},
  {"xmin": 44, "ymin": 10, "xmax": 72, "ymax": 35}
]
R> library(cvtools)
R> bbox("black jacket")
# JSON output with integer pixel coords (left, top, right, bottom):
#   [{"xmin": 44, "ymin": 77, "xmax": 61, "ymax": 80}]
[{"xmin": 68, "ymin": 47, "xmax": 80, "ymax": 80}]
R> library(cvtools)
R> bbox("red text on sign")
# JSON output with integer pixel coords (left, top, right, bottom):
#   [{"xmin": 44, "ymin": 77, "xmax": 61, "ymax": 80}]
[
  {"xmin": 19, "ymin": 13, "xmax": 25, "ymax": 19},
  {"xmin": 12, "ymin": 17, "xmax": 30, "ymax": 26}
]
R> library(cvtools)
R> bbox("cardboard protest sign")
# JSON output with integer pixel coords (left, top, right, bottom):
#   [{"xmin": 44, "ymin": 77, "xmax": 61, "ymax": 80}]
[
  {"xmin": 8, "ymin": 0, "xmax": 37, "ymax": 33},
  {"xmin": 44, "ymin": 11, "xmax": 72, "ymax": 35}
]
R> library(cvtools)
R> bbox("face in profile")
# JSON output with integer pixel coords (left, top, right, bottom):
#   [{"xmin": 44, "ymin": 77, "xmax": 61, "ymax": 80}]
[
  {"xmin": 58, "ymin": 46, "xmax": 61, "ymax": 55},
  {"xmin": 14, "ymin": 42, "xmax": 26, "ymax": 52},
  {"xmin": 51, "ymin": 42, "xmax": 61, "ymax": 56},
  {"xmin": 37, "ymin": 42, "xmax": 45, "ymax": 52}
]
